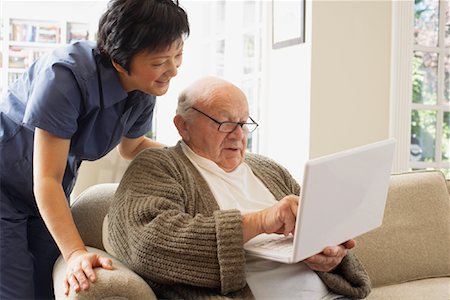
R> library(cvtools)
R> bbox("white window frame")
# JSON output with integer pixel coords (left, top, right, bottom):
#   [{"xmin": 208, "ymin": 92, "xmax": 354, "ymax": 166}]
[
  {"xmin": 195, "ymin": 0, "xmax": 264, "ymax": 153},
  {"xmin": 390, "ymin": 0, "xmax": 450, "ymax": 176}
]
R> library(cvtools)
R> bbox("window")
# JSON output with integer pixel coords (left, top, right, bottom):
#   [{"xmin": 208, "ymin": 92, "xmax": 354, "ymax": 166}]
[
  {"xmin": 411, "ymin": 0, "xmax": 450, "ymax": 177},
  {"xmin": 184, "ymin": 0, "xmax": 264, "ymax": 153}
]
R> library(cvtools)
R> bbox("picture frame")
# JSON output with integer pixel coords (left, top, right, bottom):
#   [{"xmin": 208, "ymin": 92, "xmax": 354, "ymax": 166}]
[{"xmin": 272, "ymin": 0, "xmax": 305, "ymax": 49}]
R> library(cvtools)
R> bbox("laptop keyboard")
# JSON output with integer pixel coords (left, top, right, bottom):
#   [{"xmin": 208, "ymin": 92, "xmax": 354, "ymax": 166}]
[{"xmin": 251, "ymin": 235, "xmax": 294, "ymax": 255}]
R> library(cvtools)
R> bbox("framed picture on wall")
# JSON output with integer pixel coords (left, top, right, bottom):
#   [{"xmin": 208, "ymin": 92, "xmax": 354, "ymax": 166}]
[{"xmin": 272, "ymin": 0, "xmax": 305, "ymax": 49}]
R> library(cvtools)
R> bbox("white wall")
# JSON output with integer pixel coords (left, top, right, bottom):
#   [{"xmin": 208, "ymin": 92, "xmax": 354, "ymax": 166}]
[{"xmin": 238, "ymin": 0, "xmax": 392, "ymax": 183}]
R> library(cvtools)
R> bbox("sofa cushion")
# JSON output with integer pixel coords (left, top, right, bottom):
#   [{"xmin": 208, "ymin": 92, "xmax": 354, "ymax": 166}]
[
  {"xmin": 353, "ymin": 170, "xmax": 450, "ymax": 287},
  {"xmin": 366, "ymin": 277, "xmax": 450, "ymax": 300}
]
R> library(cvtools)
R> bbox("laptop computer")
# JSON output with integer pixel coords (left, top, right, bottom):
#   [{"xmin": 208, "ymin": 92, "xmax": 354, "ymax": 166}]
[{"xmin": 244, "ymin": 138, "xmax": 396, "ymax": 264}]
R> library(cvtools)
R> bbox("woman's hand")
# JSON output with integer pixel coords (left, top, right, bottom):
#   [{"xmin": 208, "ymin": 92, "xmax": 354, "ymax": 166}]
[{"xmin": 64, "ymin": 249, "xmax": 113, "ymax": 296}]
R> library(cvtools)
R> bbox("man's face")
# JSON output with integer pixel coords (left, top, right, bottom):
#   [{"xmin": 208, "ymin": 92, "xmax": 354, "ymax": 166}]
[
  {"xmin": 182, "ymin": 85, "xmax": 249, "ymax": 172},
  {"xmin": 116, "ymin": 39, "xmax": 184, "ymax": 96}
]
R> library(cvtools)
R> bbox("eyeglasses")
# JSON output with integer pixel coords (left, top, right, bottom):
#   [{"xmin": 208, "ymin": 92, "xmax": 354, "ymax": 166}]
[{"xmin": 189, "ymin": 107, "xmax": 259, "ymax": 133}]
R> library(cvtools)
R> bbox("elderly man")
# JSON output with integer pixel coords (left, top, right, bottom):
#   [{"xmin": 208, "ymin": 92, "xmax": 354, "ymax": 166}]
[{"xmin": 106, "ymin": 76, "xmax": 371, "ymax": 299}]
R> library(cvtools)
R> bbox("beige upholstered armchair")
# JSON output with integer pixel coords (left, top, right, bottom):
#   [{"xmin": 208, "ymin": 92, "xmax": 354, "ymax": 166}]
[{"xmin": 52, "ymin": 184, "xmax": 156, "ymax": 300}]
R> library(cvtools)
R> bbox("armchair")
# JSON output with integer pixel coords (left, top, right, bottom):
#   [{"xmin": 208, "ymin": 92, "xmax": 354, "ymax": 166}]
[
  {"xmin": 52, "ymin": 184, "xmax": 156, "ymax": 299},
  {"xmin": 53, "ymin": 170, "xmax": 450, "ymax": 299}
]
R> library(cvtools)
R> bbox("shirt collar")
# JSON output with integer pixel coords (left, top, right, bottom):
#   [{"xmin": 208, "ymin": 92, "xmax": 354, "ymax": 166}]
[
  {"xmin": 180, "ymin": 140, "xmax": 245, "ymax": 175},
  {"xmin": 93, "ymin": 50, "xmax": 128, "ymax": 108}
]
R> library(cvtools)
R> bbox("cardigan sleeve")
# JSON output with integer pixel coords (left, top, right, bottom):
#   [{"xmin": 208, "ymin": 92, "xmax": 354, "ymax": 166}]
[
  {"xmin": 107, "ymin": 149, "xmax": 247, "ymax": 295},
  {"xmin": 316, "ymin": 252, "xmax": 371, "ymax": 298}
]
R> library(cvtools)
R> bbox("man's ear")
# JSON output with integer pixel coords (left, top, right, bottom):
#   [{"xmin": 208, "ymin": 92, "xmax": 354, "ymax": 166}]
[{"xmin": 174, "ymin": 115, "xmax": 189, "ymax": 141}]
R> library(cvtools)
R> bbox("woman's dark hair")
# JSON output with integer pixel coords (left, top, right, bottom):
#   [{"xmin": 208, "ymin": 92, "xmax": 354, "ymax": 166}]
[{"xmin": 97, "ymin": 0, "xmax": 189, "ymax": 72}]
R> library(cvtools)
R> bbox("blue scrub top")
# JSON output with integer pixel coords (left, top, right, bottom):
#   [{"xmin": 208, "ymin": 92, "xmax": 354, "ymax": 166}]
[{"xmin": 0, "ymin": 41, "xmax": 156, "ymax": 214}]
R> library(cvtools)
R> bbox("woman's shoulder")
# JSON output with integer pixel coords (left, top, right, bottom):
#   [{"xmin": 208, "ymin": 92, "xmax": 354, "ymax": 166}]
[
  {"xmin": 56, "ymin": 41, "xmax": 98, "ymax": 76},
  {"xmin": 30, "ymin": 41, "xmax": 98, "ymax": 81}
]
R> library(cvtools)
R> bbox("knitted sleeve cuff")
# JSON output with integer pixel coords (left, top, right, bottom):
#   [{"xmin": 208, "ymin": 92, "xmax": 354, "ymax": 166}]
[
  {"xmin": 214, "ymin": 210, "xmax": 247, "ymax": 294},
  {"xmin": 316, "ymin": 252, "xmax": 372, "ymax": 299}
]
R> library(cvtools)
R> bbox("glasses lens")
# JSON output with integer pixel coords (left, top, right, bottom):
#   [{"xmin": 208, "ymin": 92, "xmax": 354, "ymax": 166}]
[
  {"xmin": 218, "ymin": 122, "xmax": 258, "ymax": 133},
  {"xmin": 244, "ymin": 123, "xmax": 258, "ymax": 133},
  {"xmin": 219, "ymin": 123, "xmax": 238, "ymax": 133}
]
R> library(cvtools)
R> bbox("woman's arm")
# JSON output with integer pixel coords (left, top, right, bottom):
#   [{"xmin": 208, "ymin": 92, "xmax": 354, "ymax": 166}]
[
  {"xmin": 118, "ymin": 136, "xmax": 166, "ymax": 160},
  {"xmin": 33, "ymin": 128, "xmax": 112, "ymax": 296}
]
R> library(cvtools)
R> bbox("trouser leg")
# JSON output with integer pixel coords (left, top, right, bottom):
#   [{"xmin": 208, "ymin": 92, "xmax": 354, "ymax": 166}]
[
  {"xmin": 0, "ymin": 190, "xmax": 35, "ymax": 300},
  {"xmin": 28, "ymin": 214, "xmax": 60, "ymax": 300}
]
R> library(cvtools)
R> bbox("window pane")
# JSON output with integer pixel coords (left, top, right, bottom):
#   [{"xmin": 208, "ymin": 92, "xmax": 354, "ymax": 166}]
[
  {"xmin": 215, "ymin": 39, "xmax": 225, "ymax": 76},
  {"xmin": 243, "ymin": 34, "xmax": 255, "ymax": 74},
  {"xmin": 242, "ymin": 80, "xmax": 254, "ymax": 151},
  {"xmin": 446, "ymin": 1, "xmax": 450, "ymax": 47},
  {"xmin": 443, "ymin": 112, "xmax": 450, "ymax": 162},
  {"xmin": 414, "ymin": 0, "xmax": 439, "ymax": 47},
  {"xmin": 441, "ymin": 168, "xmax": 450, "ymax": 178},
  {"xmin": 410, "ymin": 109, "xmax": 436, "ymax": 162},
  {"xmin": 258, "ymin": 29, "xmax": 262, "ymax": 72},
  {"xmin": 445, "ymin": 54, "xmax": 450, "ymax": 104},
  {"xmin": 215, "ymin": 1, "xmax": 225, "ymax": 35},
  {"xmin": 200, "ymin": 2, "xmax": 212, "ymax": 37},
  {"xmin": 243, "ymin": 0, "xmax": 256, "ymax": 29},
  {"xmin": 241, "ymin": 79, "xmax": 255, "ymax": 107},
  {"xmin": 0, "ymin": 19, "xmax": 3, "ymax": 41},
  {"xmin": 412, "ymin": 51, "xmax": 438, "ymax": 104}
]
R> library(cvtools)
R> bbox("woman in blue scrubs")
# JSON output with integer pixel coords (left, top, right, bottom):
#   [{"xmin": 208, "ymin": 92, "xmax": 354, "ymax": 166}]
[{"xmin": 0, "ymin": 0, "xmax": 189, "ymax": 298}]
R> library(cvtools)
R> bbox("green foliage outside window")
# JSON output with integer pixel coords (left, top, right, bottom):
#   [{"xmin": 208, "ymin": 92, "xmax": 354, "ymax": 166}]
[{"xmin": 412, "ymin": 0, "xmax": 449, "ymax": 176}]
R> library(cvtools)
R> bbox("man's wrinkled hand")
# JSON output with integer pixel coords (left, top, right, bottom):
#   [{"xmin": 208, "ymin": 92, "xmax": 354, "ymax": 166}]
[
  {"xmin": 303, "ymin": 240, "xmax": 356, "ymax": 272},
  {"xmin": 64, "ymin": 249, "xmax": 113, "ymax": 296},
  {"xmin": 261, "ymin": 195, "xmax": 299, "ymax": 236}
]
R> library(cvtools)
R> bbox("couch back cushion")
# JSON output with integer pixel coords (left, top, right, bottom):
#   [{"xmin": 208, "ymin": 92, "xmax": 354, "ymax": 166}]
[{"xmin": 353, "ymin": 170, "xmax": 450, "ymax": 287}]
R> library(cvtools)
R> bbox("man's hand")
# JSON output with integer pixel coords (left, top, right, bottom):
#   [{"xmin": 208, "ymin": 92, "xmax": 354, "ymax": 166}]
[
  {"xmin": 260, "ymin": 195, "xmax": 298, "ymax": 236},
  {"xmin": 304, "ymin": 240, "xmax": 356, "ymax": 272},
  {"xmin": 64, "ymin": 249, "xmax": 113, "ymax": 295},
  {"xmin": 242, "ymin": 195, "xmax": 298, "ymax": 242}
]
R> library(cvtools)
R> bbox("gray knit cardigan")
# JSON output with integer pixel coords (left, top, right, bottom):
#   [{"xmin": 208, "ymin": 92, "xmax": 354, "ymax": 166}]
[{"xmin": 108, "ymin": 142, "xmax": 371, "ymax": 299}]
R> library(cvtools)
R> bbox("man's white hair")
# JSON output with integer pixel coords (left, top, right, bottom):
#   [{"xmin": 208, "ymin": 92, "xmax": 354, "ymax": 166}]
[{"xmin": 176, "ymin": 76, "xmax": 229, "ymax": 122}]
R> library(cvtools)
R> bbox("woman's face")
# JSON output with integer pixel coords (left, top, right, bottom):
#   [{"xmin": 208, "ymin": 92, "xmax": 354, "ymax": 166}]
[{"xmin": 115, "ymin": 39, "xmax": 184, "ymax": 96}]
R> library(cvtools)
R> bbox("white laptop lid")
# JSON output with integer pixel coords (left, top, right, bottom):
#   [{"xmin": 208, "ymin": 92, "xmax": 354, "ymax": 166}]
[{"xmin": 244, "ymin": 138, "xmax": 396, "ymax": 263}]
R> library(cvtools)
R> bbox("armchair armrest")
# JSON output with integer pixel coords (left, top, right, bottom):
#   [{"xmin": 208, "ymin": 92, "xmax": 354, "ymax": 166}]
[{"xmin": 53, "ymin": 247, "xmax": 156, "ymax": 300}]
